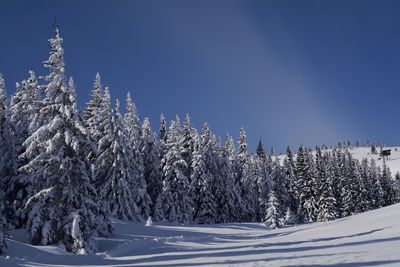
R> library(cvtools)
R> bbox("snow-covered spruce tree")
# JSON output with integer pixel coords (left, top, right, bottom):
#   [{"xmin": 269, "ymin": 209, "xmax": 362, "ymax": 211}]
[
  {"xmin": 296, "ymin": 145, "xmax": 317, "ymax": 222},
  {"xmin": 83, "ymin": 73, "xmax": 104, "ymax": 163},
  {"xmin": 6, "ymin": 71, "xmax": 42, "ymax": 227},
  {"xmin": 141, "ymin": 117, "xmax": 163, "ymax": 215},
  {"xmin": 271, "ymin": 157, "xmax": 289, "ymax": 219},
  {"xmin": 0, "ymin": 74, "xmax": 17, "ymax": 229},
  {"xmin": 264, "ymin": 168, "xmax": 283, "ymax": 229},
  {"xmin": 354, "ymin": 160, "xmax": 369, "ymax": 214},
  {"xmin": 283, "ymin": 146, "xmax": 299, "ymax": 221},
  {"xmin": 95, "ymin": 97, "xmax": 141, "ymax": 221},
  {"xmin": 84, "ymin": 72, "xmax": 103, "ymax": 139},
  {"xmin": 316, "ymin": 149, "xmax": 337, "ymax": 222},
  {"xmin": 257, "ymin": 154, "xmax": 272, "ymax": 223},
  {"xmin": 237, "ymin": 128, "xmax": 257, "ymax": 222},
  {"xmin": 124, "ymin": 92, "xmax": 151, "ymax": 219},
  {"xmin": 360, "ymin": 158, "xmax": 373, "ymax": 211},
  {"xmin": 380, "ymin": 160, "xmax": 396, "ymax": 206},
  {"xmin": 0, "ymin": 74, "xmax": 15, "ymax": 187},
  {"xmin": 190, "ymin": 129, "xmax": 216, "ymax": 224},
  {"xmin": 250, "ymin": 139, "xmax": 267, "ymax": 221},
  {"xmin": 220, "ymin": 135, "xmax": 244, "ymax": 222},
  {"xmin": 369, "ymin": 158, "xmax": 384, "ymax": 209},
  {"xmin": 340, "ymin": 152, "xmax": 358, "ymax": 217},
  {"xmin": 250, "ymin": 155, "xmax": 262, "ymax": 222},
  {"xmin": 21, "ymin": 28, "xmax": 111, "ymax": 253},
  {"xmin": 180, "ymin": 114, "xmax": 197, "ymax": 183},
  {"xmin": 155, "ymin": 119, "xmax": 192, "ymax": 223},
  {"xmin": 10, "ymin": 71, "xmax": 41, "ymax": 158},
  {"xmin": 213, "ymin": 139, "xmax": 242, "ymax": 223}
]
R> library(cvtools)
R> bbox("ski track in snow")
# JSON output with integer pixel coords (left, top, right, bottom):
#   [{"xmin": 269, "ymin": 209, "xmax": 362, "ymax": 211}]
[{"xmin": 1, "ymin": 147, "xmax": 400, "ymax": 267}]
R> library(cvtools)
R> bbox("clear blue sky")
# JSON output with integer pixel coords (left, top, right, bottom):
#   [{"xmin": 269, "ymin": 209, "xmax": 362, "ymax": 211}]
[{"xmin": 1, "ymin": 0, "xmax": 400, "ymax": 151}]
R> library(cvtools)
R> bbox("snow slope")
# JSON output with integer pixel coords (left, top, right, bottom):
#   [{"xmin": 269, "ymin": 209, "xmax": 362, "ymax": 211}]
[
  {"xmin": 1, "ymin": 202, "xmax": 400, "ymax": 266},
  {"xmin": 348, "ymin": 146, "xmax": 400, "ymax": 175}
]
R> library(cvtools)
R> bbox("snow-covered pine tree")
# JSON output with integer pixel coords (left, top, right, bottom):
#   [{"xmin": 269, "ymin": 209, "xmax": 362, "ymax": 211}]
[
  {"xmin": 180, "ymin": 114, "xmax": 197, "ymax": 183},
  {"xmin": 380, "ymin": 159, "xmax": 396, "ymax": 206},
  {"xmin": 142, "ymin": 117, "xmax": 163, "ymax": 215},
  {"xmin": 84, "ymin": 72, "xmax": 103, "ymax": 141},
  {"xmin": 10, "ymin": 71, "xmax": 41, "ymax": 158},
  {"xmin": 264, "ymin": 185, "xmax": 282, "ymax": 229},
  {"xmin": 0, "ymin": 74, "xmax": 18, "ymax": 228},
  {"xmin": 95, "ymin": 97, "xmax": 142, "ymax": 221},
  {"xmin": 250, "ymin": 139, "xmax": 267, "ymax": 221},
  {"xmin": 340, "ymin": 152, "xmax": 358, "ymax": 217},
  {"xmin": 155, "ymin": 119, "xmax": 192, "ymax": 223},
  {"xmin": 237, "ymin": 128, "xmax": 257, "ymax": 222},
  {"xmin": 257, "ymin": 154, "xmax": 272, "ymax": 223},
  {"xmin": 296, "ymin": 145, "xmax": 317, "ymax": 222},
  {"xmin": 360, "ymin": 158, "xmax": 373, "ymax": 211},
  {"xmin": 316, "ymin": 149, "xmax": 337, "ymax": 221},
  {"xmin": 0, "ymin": 74, "xmax": 15, "ymax": 188},
  {"xmin": 7, "ymin": 72, "xmax": 43, "ymax": 227},
  {"xmin": 283, "ymin": 146, "xmax": 299, "ymax": 221},
  {"xmin": 21, "ymin": 28, "xmax": 111, "ymax": 253},
  {"xmin": 255, "ymin": 139, "xmax": 266, "ymax": 159},
  {"xmin": 124, "ymin": 92, "xmax": 151, "ymax": 219},
  {"xmin": 213, "ymin": 139, "xmax": 242, "ymax": 223},
  {"xmin": 369, "ymin": 159, "xmax": 384, "ymax": 209},
  {"xmin": 190, "ymin": 126, "xmax": 216, "ymax": 224},
  {"xmin": 354, "ymin": 160, "xmax": 369, "ymax": 213}
]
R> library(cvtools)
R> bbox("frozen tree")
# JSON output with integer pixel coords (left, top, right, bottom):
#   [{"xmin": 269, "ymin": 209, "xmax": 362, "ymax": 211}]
[
  {"xmin": 0, "ymin": 74, "xmax": 15, "ymax": 184},
  {"xmin": 155, "ymin": 119, "xmax": 192, "ymax": 223},
  {"xmin": 142, "ymin": 117, "xmax": 163, "ymax": 215},
  {"xmin": 284, "ymin": 207, "xmax": 296, "ymax": 225},
  {"xmin": 190, "ymin": 133, "xmax": 216, "ymax": 224},
  {"xmin": 84, "ymin": 72, "xmax": 103, "ymax": 141},
  {"xmin": 265, "ymin": 190, "xmax": 282, "ymax": 229},
  {"xmin": 124, "ymin": 92, "xmax": 151, "ymax": 219},
  {"xmin": 296, "ymin": 146, "xmax": 317, "ymax": 222},
  {"xmin": 316, "ymin": 149, "xmax": 337, "ymax": 221},
  {"xmin": 283, "ymin": 146, "xmax": 299, "ymax": 220},
  {"xmin": 237, "ymin": 128, "xmax": 257, "ymax": 221},
  {"xmin": 95, "ymin": 98, "xmax": 142, "ymax": 221},
  {"xmin": 180, "ymin": 114, "xmax": 197, "ymax": 183},
  {"xmin": 21, "ymin": 28, "xmax": 111, "ymax": 253},
  {"xmin": 6, "ymin": 72, "xmax": 43, "ymax": 227},
  {"xmin": 255, "ymin": 139, "xmax": 266, "ymax": 158},
  {"xmin": 213, "ymin": 140, "xmax": 242, "ymax": 223},
  {"xmin": 10, "ymin": 71, "xmax": 41, "ymax": 157},
  {"xmin": 257, "ymin": 154, "xmax": 272, "ymax": 222},
  {"xmin": 190, "ymin": 123, "xmax": 217, "ymax": 223},
  {"xmin": 340, "ymin": 153, "xmax": 358, "ymax": 217},
  {"xmin": 380, "ymin": 160, "xmax": 396, "ymax": 206}
]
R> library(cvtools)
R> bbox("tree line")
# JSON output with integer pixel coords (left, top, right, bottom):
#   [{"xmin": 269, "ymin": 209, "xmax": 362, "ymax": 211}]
[{"xmin": 0, "ymin": 27, "xmax": 399, "ymax": 254}]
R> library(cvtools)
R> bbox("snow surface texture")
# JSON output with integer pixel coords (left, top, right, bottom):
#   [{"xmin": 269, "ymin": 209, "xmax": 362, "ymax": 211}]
[{"xmin": 1, "ymin": 203, "xmax": 399, "ymax": 266}]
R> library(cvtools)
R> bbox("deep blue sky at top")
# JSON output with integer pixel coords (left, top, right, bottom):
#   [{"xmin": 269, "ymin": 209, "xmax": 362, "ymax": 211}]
[{"xmin": 1, "ymin": 0, "xmax": 400, "ymax": 151}]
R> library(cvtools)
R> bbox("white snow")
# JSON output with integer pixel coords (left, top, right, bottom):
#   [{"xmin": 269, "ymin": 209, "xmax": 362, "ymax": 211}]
[
  {"xmin": 348, "ymin": 146, "xmax": 400, "ymax": 175},
  {"xmin": 1, "ymin": 202, "xmax": 399, "ymax": 266}
]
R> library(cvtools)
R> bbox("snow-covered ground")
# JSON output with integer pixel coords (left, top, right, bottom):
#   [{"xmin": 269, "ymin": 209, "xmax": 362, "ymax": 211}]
[{"xmin": 1, "ymin": 202, "xmax": 400, "ymax": 266}]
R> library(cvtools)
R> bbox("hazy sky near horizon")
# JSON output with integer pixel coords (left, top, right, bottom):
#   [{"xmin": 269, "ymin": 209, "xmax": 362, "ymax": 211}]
[{"xmin": 1, "ymin": 0, "xmax": 400, "ymax": 151}]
